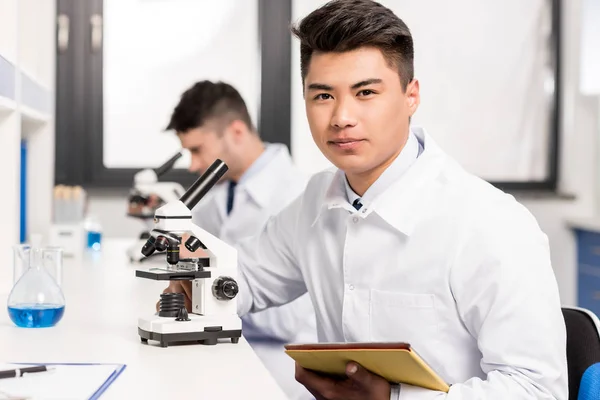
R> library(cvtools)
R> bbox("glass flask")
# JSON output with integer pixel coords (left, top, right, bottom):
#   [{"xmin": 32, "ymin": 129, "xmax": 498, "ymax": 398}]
[{"xmin": 7, "ymin": 247, "xmax": 66, "ymax": 328}]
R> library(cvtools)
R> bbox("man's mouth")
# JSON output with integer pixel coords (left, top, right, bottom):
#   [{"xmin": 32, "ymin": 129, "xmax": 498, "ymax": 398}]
[{"xmin": 328, "ymin": 138, "xmax": 365, "ymax": 150}]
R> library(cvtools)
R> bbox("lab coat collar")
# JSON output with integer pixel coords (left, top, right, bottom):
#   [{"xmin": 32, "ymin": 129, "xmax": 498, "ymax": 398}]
[
  {"xmin": 239, "ymin": 143, "xmax": 295, "ymax": 209},
  {"xmin": 312, "ymin": 128, "xmax": 447, "ymax": 235}
]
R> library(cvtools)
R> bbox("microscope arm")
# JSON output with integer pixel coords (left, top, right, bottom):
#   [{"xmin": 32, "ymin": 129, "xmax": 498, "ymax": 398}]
[{"xmin": 186, "ymin": 223, "xmax": 238, "ymax": 316}]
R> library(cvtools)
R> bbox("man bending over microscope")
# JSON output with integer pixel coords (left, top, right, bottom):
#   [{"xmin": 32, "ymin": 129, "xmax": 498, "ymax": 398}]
[{"xmin": 161, "ymin": 80, "xmax": 316, "ymax": 400}]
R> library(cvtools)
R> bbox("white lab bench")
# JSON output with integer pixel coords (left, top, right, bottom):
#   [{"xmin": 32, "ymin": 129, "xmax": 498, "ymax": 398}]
[{"xmin": 0, "ymin": 239, "xmax": 288, "ymax": 399}]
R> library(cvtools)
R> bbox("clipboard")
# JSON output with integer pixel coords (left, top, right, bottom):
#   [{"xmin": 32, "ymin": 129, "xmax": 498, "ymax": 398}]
[
  {"xmin": 0, "ymin": 362, "xmax": 126, "ymax": 400},
  {"xmin": 284, "ymin": 342, "xmax": 449, "ymax": 393}
]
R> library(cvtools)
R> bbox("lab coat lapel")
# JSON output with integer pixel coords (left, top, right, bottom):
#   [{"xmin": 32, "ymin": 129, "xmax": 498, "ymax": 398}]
[{"xmin": 371, "ymin": 129, "xmax": 448, "ymax": 236}]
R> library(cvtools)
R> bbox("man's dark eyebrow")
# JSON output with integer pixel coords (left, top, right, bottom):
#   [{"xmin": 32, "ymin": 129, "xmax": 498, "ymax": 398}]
[
  {"xmin": 307, "ymin": 83, "xmax": 334, "ymax": 91},
  {"xmin": 351, "ymin": 78, "xmax": 382, "ymax": 90}
]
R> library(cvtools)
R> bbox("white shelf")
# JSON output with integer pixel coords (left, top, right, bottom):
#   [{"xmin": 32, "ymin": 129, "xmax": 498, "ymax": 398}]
[
  {"xmin": 0, "ymin": 0, "xmax": 55, "ymax": 266},
  {"xmin": 20, "ymin": 104, "xmax": 51, "ymax": 136},
  {"xmin": 0, "ymin": 95, "xmax": 17, "ymax": 115},
  {"xmin": 566, "ymin": 218, "xmax": 600, "ymax": 233},
  {"xmin": 20, "ymin": 104, "xmax": 50, "ymax": 124}
]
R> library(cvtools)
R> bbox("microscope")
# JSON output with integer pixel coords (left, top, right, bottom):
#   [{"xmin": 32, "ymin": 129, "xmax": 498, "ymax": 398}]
[
  {"xmin": 135, "ymin": 159, "xmax": 242, "ymax": 347},
  {"xmin": 127, "ymin": 152, "xmax": 186, "ymax": 263}
]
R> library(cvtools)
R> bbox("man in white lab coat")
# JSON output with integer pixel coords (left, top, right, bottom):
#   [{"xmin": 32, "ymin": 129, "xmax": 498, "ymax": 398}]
[
  {"xmin": 171, "ymin": 1, "xmax": 568, "ymax": 398},
  {"xmin": 232, "ymin": 0, "xmax": 567, "ymax": 399},
  {"xmin": 162, "ymin": 80, "xmax": 316, "ymax": 400}
]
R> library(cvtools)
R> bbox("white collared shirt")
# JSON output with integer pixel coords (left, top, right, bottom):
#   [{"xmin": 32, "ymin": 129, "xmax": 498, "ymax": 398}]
[
  {"xmin": 192, "ymin": 143, "xmax": 317, "ymax": 343},
  {"xmin": 237, "ymin": 128, "xmax": 568, "ymax": 399}
]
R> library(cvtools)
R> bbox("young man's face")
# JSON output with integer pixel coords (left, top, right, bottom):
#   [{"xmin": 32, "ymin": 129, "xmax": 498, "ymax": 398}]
[
  {"xmin": 178, "ymin": 125, "xmax": 235, "ymax": 180},
  {"xmin": 304, "ymin": 46, "xmax": 419, "ymax": 177}
]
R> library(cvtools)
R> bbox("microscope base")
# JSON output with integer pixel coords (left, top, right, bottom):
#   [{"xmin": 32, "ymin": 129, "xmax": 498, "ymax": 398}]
[
  {"xmin": 138, "ymin": 314, "xmax": 242, "ymax": 347},
  {"xmin": 139, "ymin": 327, "xmax": 242, "ymax": 347}
]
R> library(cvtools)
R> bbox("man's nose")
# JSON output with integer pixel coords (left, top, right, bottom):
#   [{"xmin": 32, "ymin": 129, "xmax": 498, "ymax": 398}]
[
  {"xmin": 188, "ymin": 159, "xmax": 202, "ymax": 173},
  {"xmin": 330, "ymin": 97, "xmax": 358, "ymax": 129}
]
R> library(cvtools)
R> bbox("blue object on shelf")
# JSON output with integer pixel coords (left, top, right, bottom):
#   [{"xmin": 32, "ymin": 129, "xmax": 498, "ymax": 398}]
[
  {"xmin": 575, "ymin": 228, "xmax": 600, "ymax": 316},
  {"xmin": 19, "ymin": 139, "xmax": 27, "ymax": 243},
  {"xmin": 87, "ymin": 231, "xmax": 102, "ymax": 251}
]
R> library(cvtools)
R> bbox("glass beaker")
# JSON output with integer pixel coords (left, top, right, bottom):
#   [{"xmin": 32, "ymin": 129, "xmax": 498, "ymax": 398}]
[
  {"xmin": 12, "ymin": 244, "xmax": 31, "ymax": 285},
  {"xmin": 7, "ymin": 248, "xmax": 66, "ymax": 328},
  {"xmin": 41, "ymin": 247, "xmax": 63, "ymax": 287}
]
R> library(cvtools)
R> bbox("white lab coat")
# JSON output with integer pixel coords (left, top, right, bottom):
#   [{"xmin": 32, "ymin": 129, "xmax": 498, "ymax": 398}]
[
  {"xmin": 237, "ymin": 128, "xmax": 568, "ymax": 399},
  {"xmin": 192, "ymin": 143, "xmax": 317, "ymax": 399}
]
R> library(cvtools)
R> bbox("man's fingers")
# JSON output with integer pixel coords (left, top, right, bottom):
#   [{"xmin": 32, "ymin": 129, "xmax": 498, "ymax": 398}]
[
  {"xmin": 163, "ymin": 281, "xmax": 183, "ymax": 294},
  {"xmin": 345, "ymin": 362, "xmax": 371, "ymax": 385},
  {"xmin": 180, "ymin": 281, "xmax": 193, "ymax": 301},
  {"xmin": 295, "ymin": 363, "xmax": 340, "ymax": 400}
]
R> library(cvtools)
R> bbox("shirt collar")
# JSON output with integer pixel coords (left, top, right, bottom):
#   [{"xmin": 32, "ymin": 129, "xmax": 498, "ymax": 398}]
[
  {"xmin": 237, "ymin": 143, "xmax": 294, "ymax": 208},
  {"xmin": 343, "ymin": 130, "xmax": 420, "ymax": 206},
  {"xmin": 312, "ymin": 127, "xmax": 446, "ymax": 235},
  {"xmin": 344, "ymin": 179, "xmax": 361, "ymax": 208}
]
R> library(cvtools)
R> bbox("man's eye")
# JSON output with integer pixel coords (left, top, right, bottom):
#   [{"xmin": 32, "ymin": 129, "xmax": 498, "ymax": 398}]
[
  {"xmin": 314, "ymin": 93, "xmax": 332, "ymax": 100},
  {"xmin": 358, "ymin": 89, "xmax": 375, "ymax": 96}
]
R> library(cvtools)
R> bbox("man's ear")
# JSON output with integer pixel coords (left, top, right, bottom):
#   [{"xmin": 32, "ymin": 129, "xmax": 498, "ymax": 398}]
[
  {"xmin": 406, "ymin": 79, "xmax": 420, "ymax": 117},
  {"xmin": 226, "ymin": 120, "xmax": 248, "ymax": 141}
]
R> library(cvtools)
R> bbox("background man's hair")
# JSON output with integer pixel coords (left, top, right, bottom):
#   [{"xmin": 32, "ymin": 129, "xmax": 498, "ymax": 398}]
[
  {"xmin": 166, "ymin": 80, "xmax": 255, "ymax": 134},
  {"xmin": 290, "ymin": 0, "xmax": 414, "ymax": 90}
]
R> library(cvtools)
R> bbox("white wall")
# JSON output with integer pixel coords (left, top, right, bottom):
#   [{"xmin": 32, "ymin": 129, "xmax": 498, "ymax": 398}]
[
  {"xmin": 87, "ymin": 190, "xmax": 142, "ymax": 239},
  {"xmin": 580, "ymin": 0, "xmax": 600, "ymax": 95},
  {"xmin": 518, "ymin": 0, "xmax": 599, "ymax": 307},
  {"xmin": 103, "ymin": 0, "xmax": 259, "ymax": 170}
]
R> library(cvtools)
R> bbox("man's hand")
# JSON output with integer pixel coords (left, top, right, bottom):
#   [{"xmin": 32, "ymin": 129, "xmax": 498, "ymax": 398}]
[
  {"xmin": 295, "ymin": 362, "xmax": 391, "ymax": 400},
  {"xmin": 156, "ymin": 280, "xmax": 193, "ymax": 312}
]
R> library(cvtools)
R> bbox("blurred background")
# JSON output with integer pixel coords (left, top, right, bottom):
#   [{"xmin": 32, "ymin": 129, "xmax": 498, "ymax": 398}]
[{"xmin": 1, "ymin": 0, "xmax": 599, "ymax": 309}]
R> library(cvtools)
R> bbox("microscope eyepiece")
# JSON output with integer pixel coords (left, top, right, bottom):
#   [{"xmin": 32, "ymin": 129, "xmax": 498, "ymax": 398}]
[
  {"xmin": 185, "ymin": 236, "xmax": 205, "ymax": 253},
  {"xmin": 141, "ymin": 236, "xmax": 156, "ymax": 257},
  {"xmin": 179, "ymin": 159, "xmax": 228, "ymax": 210},
  {"xmin": 154, "ymin": 151, "xmax": 182, "ymax": 178}
]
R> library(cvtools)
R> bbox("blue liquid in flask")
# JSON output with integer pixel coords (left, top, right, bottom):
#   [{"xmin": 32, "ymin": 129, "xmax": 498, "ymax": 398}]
[
  {"xmin": 87, "ymin": 231, "xmax": 102, "ymax": 251},
  {"xmin": 7, "ymin": 304, "xmax": 65, "ymax": 328}
]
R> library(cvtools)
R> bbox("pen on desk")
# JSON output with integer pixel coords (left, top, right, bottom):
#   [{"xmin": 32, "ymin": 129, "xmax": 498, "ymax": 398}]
[{"xmin": 0, "ymin": 366, "xmax": 54, "ymax": 379}]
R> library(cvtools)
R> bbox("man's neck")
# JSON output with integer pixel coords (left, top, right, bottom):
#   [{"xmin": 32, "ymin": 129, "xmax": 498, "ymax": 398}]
[
  {"xmin": 345, "ymin": 148, "xmax": 402, "ymax": 196},
  {"xmin": 229, "ymin": 139, "xmax": 265, "ymax": 182}
]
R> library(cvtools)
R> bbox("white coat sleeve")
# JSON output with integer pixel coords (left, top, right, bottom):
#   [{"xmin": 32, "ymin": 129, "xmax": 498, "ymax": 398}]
[
  {"xmin": 241, "ymin": 294, "xmax": 317, "ymax": 343},
  {"xmin": 398, "ymin": 203, "xmax": 568, "ymax": 400},
  {"xmin": 236, "ymin": 195, "xmax": 308, "ymax": 318}
]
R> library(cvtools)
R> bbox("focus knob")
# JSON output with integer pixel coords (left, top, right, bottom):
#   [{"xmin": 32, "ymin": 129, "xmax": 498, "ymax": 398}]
[{"xmin": 212, "ymin": 276, "xmax": 239, "ymax": 300}]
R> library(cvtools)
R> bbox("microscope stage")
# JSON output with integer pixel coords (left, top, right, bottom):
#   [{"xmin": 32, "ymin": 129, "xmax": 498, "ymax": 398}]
[{"xmin": 135, "ymin": 258, "xmax": 211, "ymax": 280}]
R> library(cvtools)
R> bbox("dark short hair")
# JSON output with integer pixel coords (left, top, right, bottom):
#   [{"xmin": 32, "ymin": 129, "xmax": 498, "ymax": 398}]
[
  {"xmin": 166, "ymin": 80, "xmax": 255, "ymax": 134},
  {"xmin": 290, "ymin": 0, "xmax": 414, "ymax": 90}
]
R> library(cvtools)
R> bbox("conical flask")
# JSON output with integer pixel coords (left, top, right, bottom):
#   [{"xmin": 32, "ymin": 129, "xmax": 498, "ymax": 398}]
[{"xmin": 7, "ymin": 247, "xmax": 66, "ymax": 328}]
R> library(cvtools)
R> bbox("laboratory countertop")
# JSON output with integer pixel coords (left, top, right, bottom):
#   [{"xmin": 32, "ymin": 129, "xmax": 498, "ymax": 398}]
[{"xmin": 0, "ymin": 238, "xmax": 288, "ymax": 400}]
